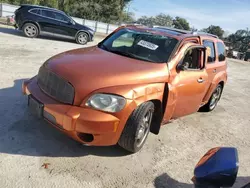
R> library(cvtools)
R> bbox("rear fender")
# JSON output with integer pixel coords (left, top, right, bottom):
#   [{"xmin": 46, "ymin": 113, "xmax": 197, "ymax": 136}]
[
  {"xmin": 203, "ymin": 71, "xmax": 227, "ymax": 102},
  {"xmin": 21, "ymin": 20, "xmax": 41, "ymax": 32}
]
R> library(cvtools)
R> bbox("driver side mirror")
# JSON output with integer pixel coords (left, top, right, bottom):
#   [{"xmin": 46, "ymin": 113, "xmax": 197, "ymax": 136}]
[
  {"xmin": 176, "ymin": 61, "xmax": 189, "ymax": 71},
  {"xmin": 192, "ymin": 147, "xmax": 239, "ymax": 188},
  {"xmin": 68, "ymin": 20, "xmax": 75, "ymax": 25}
]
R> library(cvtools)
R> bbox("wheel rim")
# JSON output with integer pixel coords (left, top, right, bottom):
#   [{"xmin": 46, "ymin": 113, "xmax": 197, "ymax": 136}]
[
  {"xmin": 78, "ymin": 34, "xmax": 88, "ymax": 44},
  {"xmin": 24, "ymin": 25, "xmax": 36, "ymax": 37},
  {"xmin": 210, "ymin": 86, "xmax": 222, "ymax": 109},
  {"xmin": 135, "ymin": 109, "xmax": 153, "ymax": 148}
]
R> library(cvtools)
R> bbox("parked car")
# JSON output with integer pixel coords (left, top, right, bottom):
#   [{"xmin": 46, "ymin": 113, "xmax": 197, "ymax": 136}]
[
  {"xmin": 6, "ymin": 15, "xmax": 16, "ymax": 26},
  {"xmin": 14, "ymin": 4, "xmax": 94, "ymax": 44},
  {"xmin": 22, "ymin": 25, "xmax": 227, "ymax": 152},
  {"xmin": 244, "ymin": 50, "xmax": 250, "ymax": 62}
]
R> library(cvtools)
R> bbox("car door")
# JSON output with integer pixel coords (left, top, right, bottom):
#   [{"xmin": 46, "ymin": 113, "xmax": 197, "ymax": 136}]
[
  {"xmin": 53, "ymin": 12, "xmax": 77, "ymax": 37},
  {"xmin": 171, "ymin": 45, "xmax": 209, "ymax": 118},
  {"xmin": 39, "ymin": 9, "xmax": 64, "ymax": 35}
]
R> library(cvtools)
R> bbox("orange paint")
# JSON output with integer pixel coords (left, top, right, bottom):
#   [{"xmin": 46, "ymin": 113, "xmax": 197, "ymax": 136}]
[{"xmin": 22, "ymin": 26, "xmax": 227, "ymax": 146}]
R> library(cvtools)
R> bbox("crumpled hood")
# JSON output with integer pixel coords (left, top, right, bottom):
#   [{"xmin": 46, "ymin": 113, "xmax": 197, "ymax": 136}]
[{"xmin": 45, "ymin": 46, "xmax": 169, "ymax": 104}]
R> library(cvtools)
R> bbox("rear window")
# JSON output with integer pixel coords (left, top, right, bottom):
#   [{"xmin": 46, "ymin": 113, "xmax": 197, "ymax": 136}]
[
  {"xmin": 203, "ymin": 40, "xmax": 216, "ymax": 63},
  {"xmin": 217, "ymin": 42, "xmax": 226, "ymax": 61}
]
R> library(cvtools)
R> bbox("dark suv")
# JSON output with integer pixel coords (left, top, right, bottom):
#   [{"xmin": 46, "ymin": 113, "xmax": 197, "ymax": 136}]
[{"xmin": 15, "ymin": 4, "xmax": 94, "ymax": 44}]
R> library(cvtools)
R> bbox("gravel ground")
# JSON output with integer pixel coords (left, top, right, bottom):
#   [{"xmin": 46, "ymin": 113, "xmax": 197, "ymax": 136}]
[{"xmin": 0, "ymin": 25, "xmax": 250, "ymax": 188}]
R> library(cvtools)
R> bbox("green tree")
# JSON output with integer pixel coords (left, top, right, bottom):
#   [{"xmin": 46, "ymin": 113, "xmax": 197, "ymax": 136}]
[
  {"xmin": 137, "ymin": 14, "xmax": 172, "ymax": 27},
  {"xmin": 1, "ymin": 0, "xmax": 133, "ymax": 23},
  {"xmin": 226, "ymin": 29, "xmax": 250, "ymax": 53},
  {"xmin": 120, "ymin": 11, "xmax": 135, "ymax": 23},
  {"xmin": 201, "ymin": 25, "xmax": 224, "ymax": 38},
  {"xmin": 67, "ymin": 0, "xmax": 132, "ymax": 23},
  {"xmin": 172, "ymin": 16, "xmax": 190, "ymax": 30}
]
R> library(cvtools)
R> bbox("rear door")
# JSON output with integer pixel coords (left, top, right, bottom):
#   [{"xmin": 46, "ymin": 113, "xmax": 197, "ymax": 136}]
[
  {"xmin": 215, "ymin": 41, "xmax": 227, "ymax": 72},
  {"xmin": 202, "ymin": 39, "xmax": 217, "ymax": 86}
]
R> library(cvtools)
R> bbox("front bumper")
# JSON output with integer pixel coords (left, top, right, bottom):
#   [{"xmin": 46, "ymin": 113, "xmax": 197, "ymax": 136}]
[{"xmin": 22, "ymin": 77, "xmax": 123, "ymax": 146}]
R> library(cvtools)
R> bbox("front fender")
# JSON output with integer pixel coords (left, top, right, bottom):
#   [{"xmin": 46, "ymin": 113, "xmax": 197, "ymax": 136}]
[
  {"xmin": 81, "ymin": 83, "xmax": 165, "ymax": 109},
  {"xmin": 80, "ymin": 83, "xmax": 165, "ymax": 142},
  {"xmin": 203, "ymin": 71, "xmax": 227, "ymax": 102}
]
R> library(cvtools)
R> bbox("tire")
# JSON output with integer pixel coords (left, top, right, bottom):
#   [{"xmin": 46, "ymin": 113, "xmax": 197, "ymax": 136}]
[
  {"xmin": 199, "ymin": 84, "xmax": 223, "ymax": 112},
  {"xmin": 22, "ymin": 23, "xmax": 39, "ymax": 38},
  {"xmin": 76, "ymin": 32, "xmax": 89, "ymax": 45},
  {"xmin": 118, "ymin": 101, "xmax": 154, "ymax": 153}
]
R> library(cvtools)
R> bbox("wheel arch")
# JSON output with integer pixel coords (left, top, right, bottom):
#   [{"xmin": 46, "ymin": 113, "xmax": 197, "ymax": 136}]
[
  {"xmin": 21, "ymin": 21, "xmax": 41, "ymax": 33},
  {"xmin": 75, "ymin": 30, "xmax": 91, "ymax": 41},
  {"xmin": 203, "ymin": 71, "xmax": 227, "ymax": 103},
  {"xmin": 150, "ymin": 83, "xmax": 169, "ymax": 135}
]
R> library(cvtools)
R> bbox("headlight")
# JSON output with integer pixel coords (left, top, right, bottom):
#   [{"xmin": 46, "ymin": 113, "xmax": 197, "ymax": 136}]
[{"xmin": 86, "ymin": 94, "xmax": 126, "ymax": 113}]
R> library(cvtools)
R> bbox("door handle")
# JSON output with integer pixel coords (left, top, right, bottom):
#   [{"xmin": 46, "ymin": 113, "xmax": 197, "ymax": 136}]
[
  {"xmin": 197, "ymin": 78, "xmax": 204, "ymax": 83},
  {"xmin": 213, "ymin": 69, "xmax": 217, "ymax": 73}
]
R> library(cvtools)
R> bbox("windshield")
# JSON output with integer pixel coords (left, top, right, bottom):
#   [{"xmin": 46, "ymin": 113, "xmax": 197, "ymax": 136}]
[{"xmin": 99, "ymin": 28, "xmax": 178, "ymax": 63}]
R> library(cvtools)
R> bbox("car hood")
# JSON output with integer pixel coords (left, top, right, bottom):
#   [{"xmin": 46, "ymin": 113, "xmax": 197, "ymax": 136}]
[
  {"xmin": 75, "ymin": 22, "xmax": 93, "ymax": 32},
  {"xmin": 45, "ymin": 46, "xmax": 169, "ymax": 104}
]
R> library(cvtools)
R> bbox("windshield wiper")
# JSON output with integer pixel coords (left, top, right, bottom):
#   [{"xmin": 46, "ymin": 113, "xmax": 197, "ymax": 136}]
[{"xmin": 99, "ymin": 43, "xmax": 110, "ymax": 51}]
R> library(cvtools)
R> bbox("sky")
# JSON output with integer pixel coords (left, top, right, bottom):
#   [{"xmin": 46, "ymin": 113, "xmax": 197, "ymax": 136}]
[{"xmin": 130, "ymin": 0, "xmax": 250, "ymax": 33}]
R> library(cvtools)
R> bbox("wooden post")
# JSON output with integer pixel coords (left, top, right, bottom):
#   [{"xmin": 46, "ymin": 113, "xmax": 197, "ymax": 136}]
[
  {"xmin": 106, "ymin": 24, "xmax": 110, "ymax": 34},
  {"xmin": 95, "ymin": 21, "xmax": 98, "ymax": 32}
]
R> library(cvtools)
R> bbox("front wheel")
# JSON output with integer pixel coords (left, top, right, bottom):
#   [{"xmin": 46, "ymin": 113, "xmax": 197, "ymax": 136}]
[
  {"xmin": 118, "ymin": 102, "xmax": 154, "ymax": 153},
  {"xmin": 76, "ymin": 32, "xmax": 89, "ymax": 45},
  {"xmin": 199, "ymin": 84, "xmax": 223, "ymax": 112}
]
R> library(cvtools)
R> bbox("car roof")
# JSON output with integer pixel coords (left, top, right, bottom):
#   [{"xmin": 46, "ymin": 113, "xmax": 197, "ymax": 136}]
[
  {"xmin": 123, "ymin": 25, "xmax": 222, "ymax": 42},
  {"xmin": 21, "ymin": 4, "xmax": 65, "ymax": 14}
]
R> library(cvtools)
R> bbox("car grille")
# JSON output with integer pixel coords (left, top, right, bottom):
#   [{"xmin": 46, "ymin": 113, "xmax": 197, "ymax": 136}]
[{"xmin": 37, "ymin": 66, "xmax": 74, "ymax": 104}]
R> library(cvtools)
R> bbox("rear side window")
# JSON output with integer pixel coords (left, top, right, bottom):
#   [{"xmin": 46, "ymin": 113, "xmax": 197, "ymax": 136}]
[
  {"xmin": 217, "ymin": 42, "xmax": 226, "ymax": 61},
  {"xmin": 41, "ymin": 10, "xmax": 55, "ymax": 18},
  {"xmin": 40, "ymin": 10, "xmax": 69, "ymax": 22},
  {"xmin": 30, "ymin": 9, "xmax": 39, "ymax": 14},
  {"xmin": 203, "ymin": 40, "xmax": 216, "ymax": 63}
]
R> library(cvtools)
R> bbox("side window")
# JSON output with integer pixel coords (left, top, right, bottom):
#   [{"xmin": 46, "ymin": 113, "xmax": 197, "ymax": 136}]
[
  {"xmin": 203, "ymin": 40, "xmax": 216, "ymax": 63},
  {"xmin": 41, "ymin": 10, "xmax": 69, "ymax": 22},
  {"xmin": 30, "ymin": 9, "xmax": 38, "ymax": 14},
  {"xmin": 112, "ymin": 33, "xmax": 135, "ymax": 48},
  {"xmin": 41, "ymin": 10, "xmax": 55, "ymax": 19},
  {"xmin": 183, "ymin": 48, "xmax": 203, "ymax": 69},
  {"xmin": 217, "ymin": 42, "xmax": 226, "ymax": 61},
  {"xmin": 54, "ymin": 12, "xmax": 70, "ymax": 22},
  {"xmin": 30, "ymin": 8, "xmax": 41, "ymax": 15}
]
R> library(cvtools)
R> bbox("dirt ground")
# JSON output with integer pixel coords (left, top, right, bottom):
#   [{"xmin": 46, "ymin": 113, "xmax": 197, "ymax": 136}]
[{"xmin": 0, "ymin": 25, "xmax": 250, "ymax": 188}]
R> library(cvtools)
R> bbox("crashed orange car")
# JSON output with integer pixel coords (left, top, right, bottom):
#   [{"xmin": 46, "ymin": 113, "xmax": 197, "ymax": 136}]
[{"xmin": 22, "ymin": 26, "xmax": 227, "ymax": 152}]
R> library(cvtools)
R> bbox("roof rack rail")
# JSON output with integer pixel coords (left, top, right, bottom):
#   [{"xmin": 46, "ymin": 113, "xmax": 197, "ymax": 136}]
[
  {"xmin": 20, "ymin": 4, "xmax": 63, "ymax": 12},
  {"xmin": 191, "ymin": 31, "xmax": 219, "ymax": 38},
  {"xmin": 153, "ymin": 26, "xmax": 219, "ymax": 38},
  {"xmin": 153, "ymin": 26, "xmax": 191, "ymax": 34}
]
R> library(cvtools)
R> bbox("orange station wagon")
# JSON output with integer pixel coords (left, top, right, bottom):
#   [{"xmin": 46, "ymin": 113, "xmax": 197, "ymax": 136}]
[{"xmin": 22, "ymin": 26, "xmax": 227, "ymax": 152}]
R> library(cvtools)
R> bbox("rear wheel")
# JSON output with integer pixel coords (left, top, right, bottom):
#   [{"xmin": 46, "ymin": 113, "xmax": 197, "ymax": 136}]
[
  {"xmin": 22, "ymin": 23, "xmax": 39, "ymax": 38},
  {"xmin": 118, "ymin": 102, "xmax": 154, "ymax": 153},
  {"xmin": 76, "ymin": 32, "xmax": 89, "ymax": 45},
  {"xmin": 199, "ymin": 84, "xmax": 223, "ymax": 112}
]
